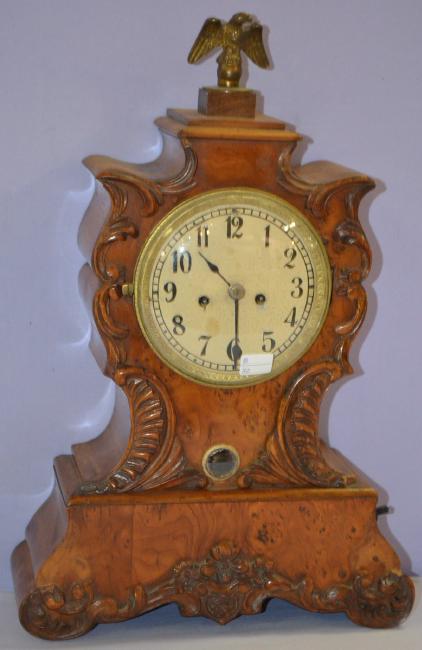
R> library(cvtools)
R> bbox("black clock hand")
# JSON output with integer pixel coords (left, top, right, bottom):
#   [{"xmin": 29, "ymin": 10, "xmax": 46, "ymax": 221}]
[
  {"xmin": 231, "ymin": 297, "xmax": 243, "ymax": 369},
  {"xmin": 227, "ymin": 283, "xmax": 245, "ymax": 369},
  {"xmin": 198, "ymin": 251, "xmax": 241, "ymax": 366},
  {"xmin": 198, "ymin": 251, "xmax": 231, "ymax": 287}
]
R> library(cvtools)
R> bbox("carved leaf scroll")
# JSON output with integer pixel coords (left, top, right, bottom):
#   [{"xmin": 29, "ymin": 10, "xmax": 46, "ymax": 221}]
[
  {"xmin": 79, "ymin": 368, "xmax": 206, "ymax": 494},
  {"xmin": 334, "ymin": 188, "xmax": 373, "ymax": 367},
  {"xmin": 278, "ymin": 146, "xmax": 375, "ymax": 221},
  {"xmin": 279, "ymin": 362, "xmax": 354, "ymax": 486},
  {"xmin": 91, "ymin": 180, "xmax": 138, "ymax": 367},
  {"xmin": 312, "ymin": 572, "xmax": 415, "ymax": 628},
  {"xmin": 20, "ymin": 580, "xmax": 147, "ymax": 641},
  {"xmin": 239, "ymin": 361, "xmax": 354, "ymax": 488},
  {"xmin": 20, "ymin": 542, "xmax": 414, "ymax": 639}
]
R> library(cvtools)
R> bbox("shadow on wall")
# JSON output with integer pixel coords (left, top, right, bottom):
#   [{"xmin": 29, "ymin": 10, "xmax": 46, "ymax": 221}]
[{"xmin": 0, "ymin": 161, "xmax": 113, "ymax": 590}]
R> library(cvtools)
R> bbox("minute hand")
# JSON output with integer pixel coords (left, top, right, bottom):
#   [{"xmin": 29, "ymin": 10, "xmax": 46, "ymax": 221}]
[
  {"xmin": 198, "ymin": 252, "xmax": 231, "ymax": 287},
  {"xmin": 231, "ymin": 297, "xmax": 242, "ymax": 369},
  {"xmin": 228, "ymin": 283, "xmax": 245, "ymax": 369}
]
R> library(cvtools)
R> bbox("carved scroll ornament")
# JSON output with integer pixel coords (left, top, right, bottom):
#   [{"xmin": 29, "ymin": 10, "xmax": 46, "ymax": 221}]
[
  {"xmin": 79, "ymin": 367, "xmax": 206, "ymax": 494},
  {"xmin": 239, "ymin": 361, "xmax": 354, "ymax": 488},
  {"xmin": 91, "ymin": 141, "xmax": 197, "ymax": 369},
  {"xmin": 20, "ymin": 541, "xmax": 414, "ymax": 639}
]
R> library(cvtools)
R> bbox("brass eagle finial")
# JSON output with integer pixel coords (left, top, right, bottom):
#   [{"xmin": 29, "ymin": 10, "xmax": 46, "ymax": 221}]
[{"xmin": 188, "ymin": 13, "xmax": 270, "ymax": 89}]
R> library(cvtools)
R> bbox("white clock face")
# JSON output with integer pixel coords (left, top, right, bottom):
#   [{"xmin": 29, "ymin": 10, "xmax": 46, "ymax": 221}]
[{"xmin": 134, "ymin": 188, "xmax": 331, "ymax": 387}]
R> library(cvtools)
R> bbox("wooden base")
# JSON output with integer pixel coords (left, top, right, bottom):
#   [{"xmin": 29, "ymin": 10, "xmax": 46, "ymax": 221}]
[
  {"xmin": 11, "ymin": 455, "xmax": 414, "ymax": 640},
  {"xmin": 11, "ymin": 111, "xmax": 415, "ymax": 638}
]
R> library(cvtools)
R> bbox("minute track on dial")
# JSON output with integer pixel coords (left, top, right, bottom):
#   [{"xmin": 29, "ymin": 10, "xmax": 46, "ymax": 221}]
[
  {"xmin": 134, "ymin": 188, "xmax": 331, "ymax": 387},
  {"xmin": 152, "ymin": 216, "xmax": 313, "ymax": 366}
]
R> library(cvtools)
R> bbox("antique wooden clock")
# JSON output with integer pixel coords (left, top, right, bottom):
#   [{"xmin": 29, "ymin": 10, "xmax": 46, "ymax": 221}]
[{"xmin": 12, "ymin": 13, "xmax": 414, "ymax": 639}]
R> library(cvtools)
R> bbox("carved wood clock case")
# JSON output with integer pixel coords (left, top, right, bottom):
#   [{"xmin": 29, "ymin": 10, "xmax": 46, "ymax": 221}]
[{"xmin": 11, "ymin": 13, "xmax": 414, "ymax": 640}]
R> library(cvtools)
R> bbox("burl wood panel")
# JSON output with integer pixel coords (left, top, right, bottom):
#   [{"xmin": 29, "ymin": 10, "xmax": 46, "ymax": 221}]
[
  {"xmin": 12, "ymin": 479, "xmax": 414, "ymax": 640},
  {"xmin": 71, "ymin": 109, "xmax": 375, "ymax": 494},
  {"xmin": 11, "ymin": 108, "xmax": 414, "ymax": 638}
]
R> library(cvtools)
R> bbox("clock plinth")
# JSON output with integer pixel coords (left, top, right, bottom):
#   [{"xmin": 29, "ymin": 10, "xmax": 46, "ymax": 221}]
[
  {"xmin": 11, "ymin": 88, "xmax": 414, "ymax": 636},
  {"xmin": 12, "ymin": 456, "xmax": 414, "ymax": 639}
]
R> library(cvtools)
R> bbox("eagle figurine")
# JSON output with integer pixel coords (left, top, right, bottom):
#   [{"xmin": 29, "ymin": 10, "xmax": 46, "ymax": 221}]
[{"xmin": 188, "ymin": 13, "xmax": 270, "ymax": 88}]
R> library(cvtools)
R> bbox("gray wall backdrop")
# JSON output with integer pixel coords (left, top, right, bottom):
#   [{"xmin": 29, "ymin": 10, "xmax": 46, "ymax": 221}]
[{"xmin": 0, "ymin": 0, "xmax": 421, "ymax": 590}]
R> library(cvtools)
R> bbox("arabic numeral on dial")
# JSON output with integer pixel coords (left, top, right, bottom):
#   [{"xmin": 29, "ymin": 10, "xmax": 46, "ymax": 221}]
[
  {"xmin": 284, "ymin": 247, "xmax": 297, "ymax": 268},
  {"xmin": 262, "ymin": 331, "xmax": 276, "ymax": 352},
  {"xmin": 172, "ymin": 315, "xmax": 185, "ymax": 335},
  {"xmin": 198, "ymin": 335, "xmax": 211, "ymax": 356},
  {"xmin": 163, "ymin": 281, "xmax": 177, "ymax": 302},
  {"xmin": 226, "ymin": 214, "xmax": 243, "ymax": 239},
  {"xmin": 172, "ymin": 250, "xmax": 192, "ymax": 273},
  {"xmin": 290, "ymin": 277, "xmax": 303, "ymax": 298},
  {"xmin": 265, "ymin": 224, "xmax": 270, "ymax": 247},
  {"xmin": 284, "ymin": 307, "xmax": 297, "ymax": 327},
  {"xmin": 197, "ymin": 225, "xmax": 209, "ymax": 247}
]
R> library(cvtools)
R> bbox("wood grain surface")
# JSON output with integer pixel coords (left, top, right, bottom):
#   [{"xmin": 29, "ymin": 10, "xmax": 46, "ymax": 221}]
[{"xmin": 11, "ymin": 107, "xmax": 414, "ymax": 638}]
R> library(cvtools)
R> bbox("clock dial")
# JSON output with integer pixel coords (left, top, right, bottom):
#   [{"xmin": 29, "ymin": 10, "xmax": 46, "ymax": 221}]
[{"xmin": 134, "ymin": 188, "xmax": 331, "ymax": 387}]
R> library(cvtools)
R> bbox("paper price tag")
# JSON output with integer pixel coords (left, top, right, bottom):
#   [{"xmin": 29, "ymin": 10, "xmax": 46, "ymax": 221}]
[{"xmin": 239, "ymin": 354, "xmax": 273, "ymax": 376}]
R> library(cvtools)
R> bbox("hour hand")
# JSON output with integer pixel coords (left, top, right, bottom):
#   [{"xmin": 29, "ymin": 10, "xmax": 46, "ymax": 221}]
[
  {"xmin": 198, "ymin": 252, "xmax": 231, "ymax": 287},
  {"xmin": 231, "ymin": 340, "xmax": 243, "ymax": 369},
  {"xmin": 227, "ymin": 336, "xmax": 243, "ymax": 369}
]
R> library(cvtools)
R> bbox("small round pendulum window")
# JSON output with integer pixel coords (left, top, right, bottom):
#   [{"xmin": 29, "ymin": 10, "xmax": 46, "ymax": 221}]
[{"xmin": 202, "ymin": 445, "xmax": 240, "ymax": 481}]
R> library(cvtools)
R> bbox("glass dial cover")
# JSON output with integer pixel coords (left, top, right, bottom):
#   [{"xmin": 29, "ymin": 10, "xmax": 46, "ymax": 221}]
[{"xmin": 134, "ymin": 188, "xmax": 331, "ymax": 387}]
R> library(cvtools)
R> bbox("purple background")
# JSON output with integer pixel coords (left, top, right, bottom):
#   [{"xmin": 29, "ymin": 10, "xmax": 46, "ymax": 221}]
[{"xmin": 0, "ymin": 0, "xmax": 421, "ymax": 590}]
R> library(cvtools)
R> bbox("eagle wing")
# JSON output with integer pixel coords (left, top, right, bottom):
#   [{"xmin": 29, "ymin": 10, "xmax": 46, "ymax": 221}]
[
  {"xmin": 240, "ymin": 23, "xmax": 270, "ymax": 68},
  {"xmin": 188, "ymin": 17, "xmax": 223, "ymax": 63}
]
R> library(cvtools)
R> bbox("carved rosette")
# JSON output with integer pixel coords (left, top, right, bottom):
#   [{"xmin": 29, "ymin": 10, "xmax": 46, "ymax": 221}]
[
  {"xmin": 153, "ymin": 540, "xmax": 305, "ymax": 624},
  {"xmin": 20, "ymin": 542, "xmax": 414, "ymax": 639}
]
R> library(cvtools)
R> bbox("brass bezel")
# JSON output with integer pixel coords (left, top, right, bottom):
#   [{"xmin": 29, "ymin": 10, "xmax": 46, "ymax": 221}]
[
  {"xmin": 202, "ymin": 444, "xmax": 241, "ymax": 482},
  {"xmin": 133, "ymin": 188, "xmax": 332, "ymax": 388}
]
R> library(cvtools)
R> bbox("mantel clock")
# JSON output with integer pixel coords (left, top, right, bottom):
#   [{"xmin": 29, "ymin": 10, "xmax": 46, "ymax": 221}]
[{"xmin": 12, "ymin": 13, "xmax": 414, "ymax": 639}]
